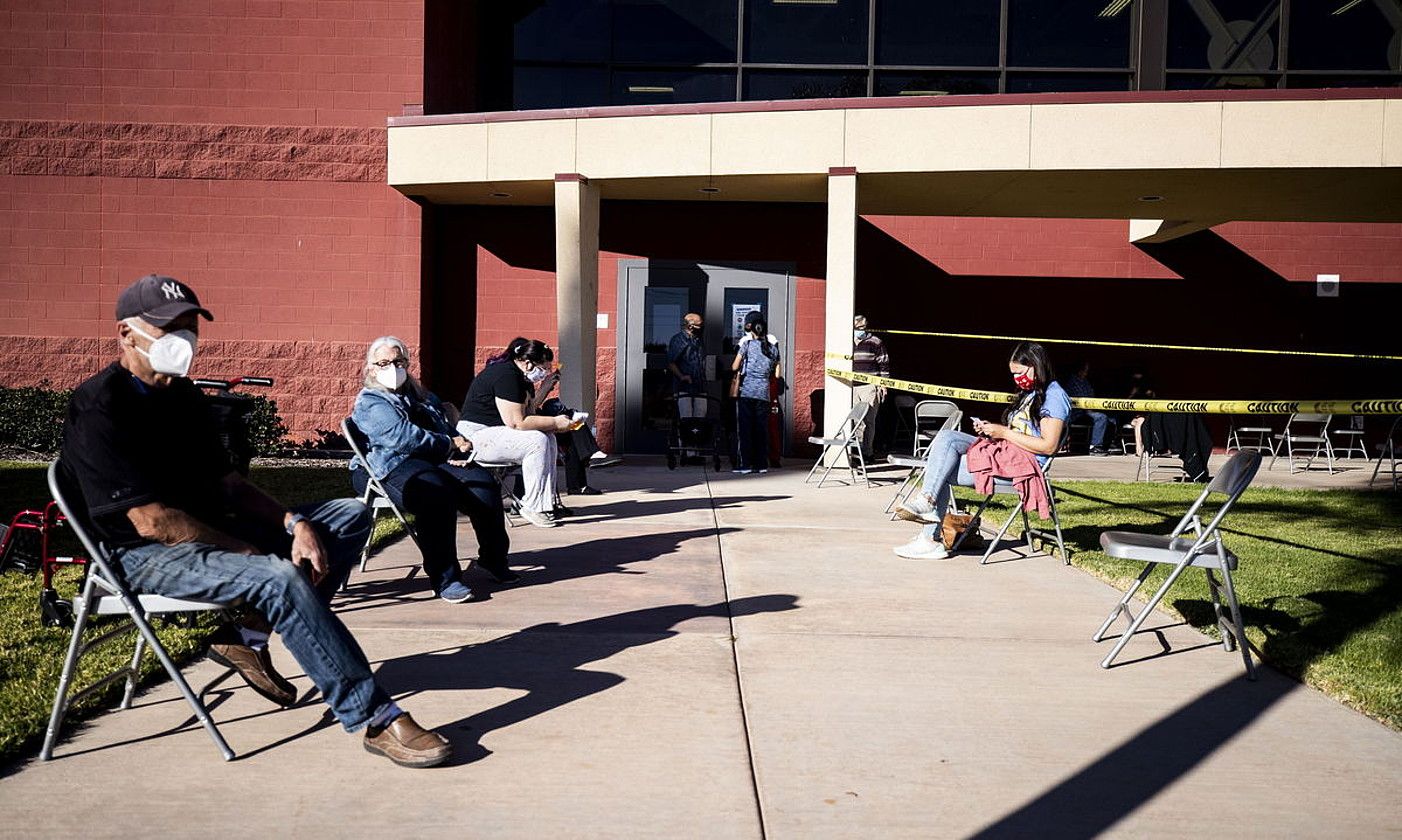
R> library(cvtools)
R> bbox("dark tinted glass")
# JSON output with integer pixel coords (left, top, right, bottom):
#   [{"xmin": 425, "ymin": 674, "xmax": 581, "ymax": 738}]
[
  {"xmin": 1006, "ymin": 72, "xmax": 1132, "ymax": 92},
  {"xmin": 613, "ymin": 1, "xmax": 738, "ymax": 64},
  {"xmin": 874, "ymin": 71, "xmax": 999, "ymax": 97},
  {"xmin": 514, "ymin": 0, "xmax": 611, "ymax": 63},
  {"xmin": 1284, "ymin": 74, "xmax": 1402, "ymax": 89},
  {"xmin": 745, "ymin": 0, "xmax": 870, "ymax": 65},
  {"xmin": 1288, "ymin": 1, "xmax": 1402, "ymax": 71},
  {"xmin": 1007, "ymin": 0, "xmax": 1132, "ymax": 68},
  {"xmin": 1166, "ymin": 72, "xmax": 1278, "ymax": 89},
  {"xmin": 743, "ymin": 70, "xmax": 868, "ymax": 100},
  {"xmin": 513, "ymin": 65, "xmax": 611, "ymax": 110},
  {"xmin": 1167, "ymin": 0, "xmax": 1279, "ymax": 70},
  {"xmin": 612, "ymin": 69, "xmax": 737, "ymax": 105},
  {"xmin": 876, "ymin": 0, "xmax": 1000, "ymax": 66}
]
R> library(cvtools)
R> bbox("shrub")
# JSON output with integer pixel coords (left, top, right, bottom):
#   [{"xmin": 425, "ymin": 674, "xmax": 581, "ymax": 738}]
[
  {"xmin": 242, "ymin": 394, "xmax": 289, "ymax": 457},
  {"xmin": 0, "ymin": 382, "xmax": 72, "ymax": 455}
]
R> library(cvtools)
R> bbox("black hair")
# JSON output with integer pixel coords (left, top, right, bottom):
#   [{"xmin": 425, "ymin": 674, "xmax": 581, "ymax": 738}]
[
  {"xmin": 746, "ymin": 312, "xmax": 777, "ymax": 360},
  {"xmin": 488, "ymin": 336, "xmax": 552, "ymax": 367},
  {"xmin": 1002, "ymin": 341, "xmax": 1056, "ymax": 430}
]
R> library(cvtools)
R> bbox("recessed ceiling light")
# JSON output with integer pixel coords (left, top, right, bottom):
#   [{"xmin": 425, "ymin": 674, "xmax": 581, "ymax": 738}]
[
  {"xmin": 490, "ymin": 192, "xmax": 511, "ymax": 198},
  {"xmin": 899, "ymin": 90, "xmax": 949, "ymax": 96},
  {"xmin": 1138, "ymin": 195, "xmax": 1163, "ymax": 202},
  {"xmin": 699, "ymin": 187, "xmax": 721, "ymax": 194},
  {"xmin": 628, "ymin": 85, "xmax": 675, "ymax": 94}
]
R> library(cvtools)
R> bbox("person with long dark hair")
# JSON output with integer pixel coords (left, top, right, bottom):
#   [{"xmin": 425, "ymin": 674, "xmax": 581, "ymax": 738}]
[
  {"xmin": 458, "ymin": 337, "xmax": 573, "ymax": 527},
  {"xmin": 731, "ymin": 310, "xmax": 782, "ymax": 474},
  {"xmin": 892, "ymin": 341, "xmax": 1069, "ymax": 559},
  {"xmin": 350, "ymin": 336, "xmax": 514, "ymax": 601}
]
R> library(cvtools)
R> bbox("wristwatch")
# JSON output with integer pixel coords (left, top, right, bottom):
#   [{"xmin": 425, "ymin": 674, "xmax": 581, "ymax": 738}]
[{"xmin": 285, "ymin": 513, "xmax": 308, "ymax": 535}]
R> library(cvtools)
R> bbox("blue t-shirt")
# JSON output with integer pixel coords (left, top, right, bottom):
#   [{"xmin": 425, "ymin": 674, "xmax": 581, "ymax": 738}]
[
  {"xmin": 736, "ymin": 338, "xmax": 778, "ymax": 401},
  {"xmin": 1008, "ymin": 380, "xmax": 1071, "ymax": 465}
]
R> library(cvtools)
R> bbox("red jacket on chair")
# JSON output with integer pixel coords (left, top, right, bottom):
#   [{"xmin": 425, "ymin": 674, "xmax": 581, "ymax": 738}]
[{"xmin": 966, "ymin": 438, "xmax": 1051, "ymax": 519}]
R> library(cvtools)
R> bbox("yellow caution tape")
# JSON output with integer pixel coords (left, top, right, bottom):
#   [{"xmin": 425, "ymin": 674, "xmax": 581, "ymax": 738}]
[
  {"xmin": 825, "ymin": 368, "xmax": 1402, "ymax": 415},
  {"xmin": 868, "ymin": 329, "xmax": 1402, "ymax": 362}
]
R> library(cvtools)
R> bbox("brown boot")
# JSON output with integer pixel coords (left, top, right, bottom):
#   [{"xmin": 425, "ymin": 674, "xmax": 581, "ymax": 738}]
[
  {"xmin": 207, "ymin": 625, "xmax": 298, "ymax": 708},
  {"xmin": 363, "ymin": 713, "xmax": 451, "ymax": 768}
]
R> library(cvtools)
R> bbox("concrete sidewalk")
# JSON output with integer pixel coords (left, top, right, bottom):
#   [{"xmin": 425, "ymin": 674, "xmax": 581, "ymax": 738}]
[{"xmin": 3, "ymin": 464, "xmax": 1400, "ymax": 838}]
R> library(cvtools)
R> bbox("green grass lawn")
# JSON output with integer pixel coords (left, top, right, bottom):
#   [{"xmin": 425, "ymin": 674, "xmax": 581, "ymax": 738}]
[
  {"xmin": 0, "ymin": 460, "xmax": 402, "ymax": 763},
  {"xmin": 955, "ymin": 480, "xmax": 1402, "ymax": 729}
]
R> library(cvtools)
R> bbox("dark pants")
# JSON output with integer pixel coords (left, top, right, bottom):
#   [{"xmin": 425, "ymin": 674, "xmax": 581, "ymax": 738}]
[
  {"xmin": 736, "ymin": 397, "xmax": 769, "ymax": 471},
  {"xmin": 352, "ymin": 459, "xmax": 510, "ymax": 593},
  {"xmin": 541, "ymin": 397, "xmax": 600, "ymax": 493}
]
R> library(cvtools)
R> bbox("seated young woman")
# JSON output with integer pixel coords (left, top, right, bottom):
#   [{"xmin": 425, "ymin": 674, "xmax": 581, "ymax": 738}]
[
  {"xmin": 350, "ymin": 336, "xmax": 515, "ymax": 603},
  {"xmin": 457, "ymin": 337, "xmax": 573, "ymax": 528},
  {"xmin": 893, "ymin": 341, "xmax": 1069, "ymax": 560}
]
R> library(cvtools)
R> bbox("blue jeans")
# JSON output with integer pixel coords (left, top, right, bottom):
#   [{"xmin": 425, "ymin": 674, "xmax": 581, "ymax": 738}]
[
  {"xmin": 112, "ymin": 498, "xmax": 392, "ymax": 732},
  {"xmin": 353, "ymin": 459, "xmax": 509, "ymax": 593},
  {"xmin": 917, "ymin": 430, "xmax": 978, "ymax": 540},
  {"xmin": 1070, "ymin": 408, "xmax": 1110, "ymax": 446}
]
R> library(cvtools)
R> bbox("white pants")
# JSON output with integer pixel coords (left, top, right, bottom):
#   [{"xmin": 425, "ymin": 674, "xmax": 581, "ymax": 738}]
[{"xmin": 458, "ymin": 422, "xmax": 558, "ymax": 514}]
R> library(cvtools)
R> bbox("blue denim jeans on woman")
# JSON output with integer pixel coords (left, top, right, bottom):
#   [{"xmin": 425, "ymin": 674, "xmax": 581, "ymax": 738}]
[
  {"xmin": 917, "ymin": 429, "xmax": 979, "ymax": 541},
  {"xmin": 111, "ymin": 497, "xmax": 394, "ymax": 732}
]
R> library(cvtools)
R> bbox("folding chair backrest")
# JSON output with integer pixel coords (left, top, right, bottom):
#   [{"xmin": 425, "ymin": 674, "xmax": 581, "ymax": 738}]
[
  {"xmin": 840, "ymin": 401, "xmax": 871, "ymax": 439},
  {"xmin": 913, "ymin": 400, "xmax": 961, "ymax": 436},
  {"xmin": 47, "ymin": 460, "xmax": 120, "ymax": 585},
  {"xmin": 342, "ymin": 417, "xmax": 383, "ymax": 479},
  {"xmin": 1286, "ymin": 413, "xmax": 1331, "ymax": 434},
  {"xmin": 1171, "ymin": 450, "xmax": 1262, "ymax": 539}
]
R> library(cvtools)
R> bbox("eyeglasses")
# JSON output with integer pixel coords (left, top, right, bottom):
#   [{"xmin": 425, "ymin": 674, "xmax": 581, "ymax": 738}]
[{"xmin": 372, "ymin": 358, "xmax": 409, "ymax": 369}]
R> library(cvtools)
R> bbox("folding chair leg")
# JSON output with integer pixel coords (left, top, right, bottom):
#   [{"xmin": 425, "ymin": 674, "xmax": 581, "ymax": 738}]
[
  {"xmin": 979, "ymin": 502, "xmax": 1022, "ymax": 565},
  {"xmin": 41, "ymin": 576, "xmax": 96, "ymax": 761},
  {"xmin": 1219, "ymin": 563, "xmax": 1257, "ymax": 680},
  {"xmin": 1043, "ymin": 489, "xmax": 1069, "ymax": 565},
  {"xmin": 1100, "ymin": 558, "xmax": 1195, "ymax": 669},
  {"xmin": 1205, "ymin": 569, "xmax": 1230, "ymax": 651},
  {"xmin": 122, "ymin": 632, "xmax": 147, "ymax": 709},
  {"xmin": 1093, "ymin": 564, "xmax": 1154, "ymax": 642},
  {"xmin": 950, "ymin": 495, "xmax": 993, "ymax": 552}
]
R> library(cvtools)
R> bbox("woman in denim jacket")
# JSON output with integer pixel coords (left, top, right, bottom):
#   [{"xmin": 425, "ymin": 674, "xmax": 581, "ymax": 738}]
[{"xmin": 350, "ymin": 336, "xmax": 514, "ymax": 603}]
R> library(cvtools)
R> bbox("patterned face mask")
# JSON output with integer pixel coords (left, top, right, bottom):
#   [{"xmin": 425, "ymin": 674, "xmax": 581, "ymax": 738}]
[{"xmin": 1012, "ymin": 369, "xmax": 1036, "ymax": 391}]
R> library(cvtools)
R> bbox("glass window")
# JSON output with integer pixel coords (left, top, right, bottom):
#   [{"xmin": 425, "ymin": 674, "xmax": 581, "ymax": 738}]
[
  {"xmin": 613, "ymin": 1, "xmax": 738, "ymax": 64},
  {"xmin": 612, "ymin": 69, "xmax": 737, "ymax": 105},
  {"xmin": 744, "ymin": 0, "xmax": 870, "ymax": 65},
  {"xmin": 1006, "ymin": 73, "xmax": 1132, "ymax": 92},
  {"xmin": 514, "ymin": 0, "xmax": 611, "ymax": 63},
  {"xmin": 513, "ymin": 65, "xmax": 611, "ymax": 110},
  {"xmin": 743, "ymin": 69, "xmax": 868, "ymax": 100},
  {"xmin": 1284, "ymin": 74, "xmax": 1402, "ymax": 89},
  {"xmin": 1167, "ymin": 0, "xmax": 1279, "ymax": 71},
  {"xmin": 1288, "ymin": 1, "xmax": 1402, "ymax": 71},
  {"xmin": 1166, "ymin": 72, "xmax": 1277, "ymax": 89},
  {"xmin": 874, "ymin": 71, "xmax": 999, "ymax": 97},
  {"xmin": 875, "ymin": 0, "xmax": 1000, "ymax": 67},
  {"xmin": 1007, "ymin": 0, "xmax": 1132, "ymax": 68}
]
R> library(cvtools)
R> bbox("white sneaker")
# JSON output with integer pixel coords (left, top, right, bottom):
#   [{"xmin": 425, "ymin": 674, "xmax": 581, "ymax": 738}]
[
  {"xmin": 895, "ymin": 493, "xmax": 942, "ymax": 524},
  {"xmin": 732, "ymin": 468, "xmax": 752, "ymax": 475},
  {"xmin": 590, "ymin": 450, "xmax": 610, "ymax": 461},
  {"xmin": 893, "ymin": 536, "xmax": 950, "ymax": 560},
  {"xmin": 519, "ymin": 508, "xmax": 559, "ymax": 528}
]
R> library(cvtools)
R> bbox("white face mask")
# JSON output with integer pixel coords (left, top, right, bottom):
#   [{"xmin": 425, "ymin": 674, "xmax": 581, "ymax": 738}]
[
  {"xmin": 126, "ymin": 319, "xmax": 197, "ymax": 377},
  {"xmin": 375, "ymin": 365, "xmax": 407, "ymax": 390},
  {"xmin": 854, "ymin": 330, "xmax": 868, "ymax": 342},
  {"xmin": 527, "ymin": 366, "xmax": 550, "ymax": 384}
]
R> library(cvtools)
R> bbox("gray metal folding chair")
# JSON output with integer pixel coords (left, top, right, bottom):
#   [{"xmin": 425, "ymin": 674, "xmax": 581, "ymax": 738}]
[
  {"xmin": 912, "ymin": 399, "xmax": 958, "ymax": 457},
  {"xmin": 1330, "ymin": 416, "xmax": 1369, "ymax": 461},
  {"xmin": 1226, "ymin": 416, "xmax": 1278, "ymax": 456},
  {"xmin": 1093, "ymin": 450, "xmax": 1262, "ymax": 679},
  {"xmin": 43, "ymin": 460, "xmax": 236, "ymax": 761},
  {"xmin": 1370, "ymin": 416, "xmax": 1401, "ymax": 490},
  {"xmin": 884, "ymin": 401, "xmax": 962, "ymax": 517},
  {"xmin": 343, "ymin": 417, "xmax": 423, "ymax": 572},
  {"xmin": 951, "ymin": 433, "xmax": 1069, "ymax": 566},
  {"xmin": 805, "ymin": 401, "xmax": 872, "ymax": 488},
  {"xmin": 1269, "ymin": 413, "xmax": 1336, "ymax": 474},
  {"xmin": 477, "ymin": 461, "xmax": 526, "ymax": 527}
]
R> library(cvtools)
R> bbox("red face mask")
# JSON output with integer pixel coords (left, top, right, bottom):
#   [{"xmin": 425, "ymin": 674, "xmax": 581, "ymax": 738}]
[{"xmin": 1012, "ymin": 369, "xmax": 1036, "ymax": 391}]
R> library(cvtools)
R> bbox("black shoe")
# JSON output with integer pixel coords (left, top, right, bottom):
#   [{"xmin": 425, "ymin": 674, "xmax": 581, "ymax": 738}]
[
  {"xmin": 474, "ymin": 558, "xmax": 521, "ymax": 584},
  {"xmin": 1089, "ymin": 446, "xmax": 1110, "ymax": 457},
  {"xmin": 567, "ymin": 486, "xmax": 603, "ymax": 496},
  {"xmin": 552, "ymin": 504, "xmax": 575, "ymax": 518}
]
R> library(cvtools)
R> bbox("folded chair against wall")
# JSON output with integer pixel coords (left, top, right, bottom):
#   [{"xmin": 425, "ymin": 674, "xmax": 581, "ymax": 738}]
[
  {"xmin": 805, "ymin": 401, "xmax": 872, "ymax": 488},
  {"xmin": 1092, "ymin": 450, "xmax": 1262, "ymax": 679},
  {"xmin": 951, "ymin": 430, "xmax": 1070, "ymax": 566},
  {"xmin": 884, "ymin": 401, "xmax": 962, "ymax": 518},
  {"xmin": 1269, "ymin": 413, "xmax": 1336, "ymax": 474},
  {"xmin": 343, "ymin": 418, "xmax": 423, "ymax": 572},
  {"xmin": 43, "ymin": 460, "xmax": 236, "ymax": 761}
]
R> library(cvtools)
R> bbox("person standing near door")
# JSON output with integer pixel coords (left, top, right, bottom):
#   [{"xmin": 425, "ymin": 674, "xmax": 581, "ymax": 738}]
[
  {"xmin": 852, "ymin": 315, "xmax": 890, "ymax": 459},
  {"xmin": 732, "ymin": 311, "xmax": 781, "ymax": 474},
  {"xmin": 666, "ymin": 313, "xmax": 706, "ymax": 395}
]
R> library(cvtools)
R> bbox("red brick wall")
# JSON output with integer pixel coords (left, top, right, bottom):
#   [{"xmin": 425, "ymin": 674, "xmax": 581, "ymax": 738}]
[{"xmin": 0, "ymin": 0, "xmax": 424, "ymax": 440}]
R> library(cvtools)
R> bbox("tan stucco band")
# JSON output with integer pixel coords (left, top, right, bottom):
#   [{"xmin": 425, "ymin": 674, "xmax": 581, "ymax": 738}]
[{"xmin": 389, "ymin": 90, "xmax": 1402, "ymax": 222}]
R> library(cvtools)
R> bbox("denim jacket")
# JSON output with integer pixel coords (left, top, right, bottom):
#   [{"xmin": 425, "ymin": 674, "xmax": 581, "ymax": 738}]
[{"xmin": 349, "ymin": 387, "xmax": 454, "ymax": 478}]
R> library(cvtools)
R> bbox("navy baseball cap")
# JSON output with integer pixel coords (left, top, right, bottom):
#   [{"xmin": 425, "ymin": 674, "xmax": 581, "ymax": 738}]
[{"xmin": 115, "ymin": 274, "xmax": 214, "ymax": 327}]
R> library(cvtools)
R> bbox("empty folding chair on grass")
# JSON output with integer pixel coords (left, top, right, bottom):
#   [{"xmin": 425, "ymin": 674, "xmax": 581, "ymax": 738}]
[
  {"xmin": 1093, "ymin": 450, "xmax": 1262, "ymax": 679},
  {"xmin": 42, "ymin": 460, "xmax": 236, "ymax": 761},
  {"xmin": 805, "ymin": 401, "xmax": 872, "ymax": 488},
  {"xmin": 343, "ymin": 417, "xmax": 423, "ymax": 573}
]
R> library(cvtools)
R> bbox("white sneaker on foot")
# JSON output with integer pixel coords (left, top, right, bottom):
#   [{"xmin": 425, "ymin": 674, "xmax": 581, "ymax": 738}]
[
  {"xmin": 893, "ymin": 536, "xmax": 950, "ymax": 560},
  {"xmin": 895, "ymin": 493, "xmax": 941, "ymax": 524},
  {"xmin": 520, "ymin": 508, "xmax": 559, "ymax": 528}
]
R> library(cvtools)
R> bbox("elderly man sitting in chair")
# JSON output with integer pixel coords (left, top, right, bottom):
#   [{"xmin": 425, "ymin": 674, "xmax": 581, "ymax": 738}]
[{"xmin": 59, "ymin": 274, "xmax": 452, "ymax": 768}]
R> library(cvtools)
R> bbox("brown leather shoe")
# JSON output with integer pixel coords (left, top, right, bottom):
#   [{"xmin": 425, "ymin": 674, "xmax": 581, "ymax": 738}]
[
  {"xmin": 207, "ymin": 629, "xmax": 298, "ymax": 708},
  {"xmin": 363, "ymin": 713, "xmax": 451, "ymax": 768}
]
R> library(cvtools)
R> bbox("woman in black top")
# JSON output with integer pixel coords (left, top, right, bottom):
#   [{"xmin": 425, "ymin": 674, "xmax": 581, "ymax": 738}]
[{"xmin": 458, "ymin": 338, "xmax": 573, "ymax": 528}]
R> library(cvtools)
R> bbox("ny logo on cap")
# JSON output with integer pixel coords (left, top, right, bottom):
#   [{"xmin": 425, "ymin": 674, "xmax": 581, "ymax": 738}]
[{"xmin": 161, "ymin": 281, "xmax": 187, "ymax": 301}]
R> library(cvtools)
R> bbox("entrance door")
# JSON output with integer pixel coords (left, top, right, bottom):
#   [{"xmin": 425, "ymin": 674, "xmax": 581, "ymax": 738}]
[{"xmin": 617, "ymin": 260, "xmax": 794, "ymax": 454}]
